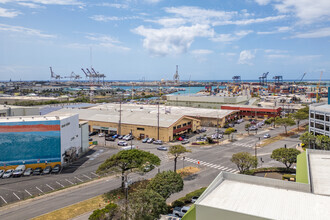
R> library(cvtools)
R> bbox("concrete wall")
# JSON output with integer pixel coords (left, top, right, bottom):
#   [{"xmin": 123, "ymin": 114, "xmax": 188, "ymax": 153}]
[
  {"xmin": 80, "ymin": 122, "xmax": 89, "ymax": 153},
  {"xmin": 0, "ymin": 106, "xmax": 39, "ymax": 117},
  {"xmin": 60, "ymin": 114, "xmax": 81, "ymax": 162}
]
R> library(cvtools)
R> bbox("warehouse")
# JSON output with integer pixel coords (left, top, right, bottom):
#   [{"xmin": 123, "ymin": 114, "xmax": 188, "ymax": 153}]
[
  {"xmin": 0, "ymin": 105, "xmax": 40, "ymax": 117},
  {"xmin": 221, "ymin": 105, "xmax": 282, "ymax": 119},
  {"xmin": 47, "ymin": 103, "xmax": 238, "ymax": 141},
  {"xmin": 0, "ymin": 114, "xmax": 82, "ymax": 169}
]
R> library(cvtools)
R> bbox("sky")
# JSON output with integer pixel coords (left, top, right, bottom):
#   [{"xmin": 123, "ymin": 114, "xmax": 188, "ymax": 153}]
[{"xmin": 0, "ymin": 0, "xmax": 330, "ymax": 81}]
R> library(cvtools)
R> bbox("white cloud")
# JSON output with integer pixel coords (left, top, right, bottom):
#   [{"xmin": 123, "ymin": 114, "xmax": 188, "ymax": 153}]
[
  {"xmin": 191, "ymin": 49, "xmax": 213, "ymax": 55},
  {"xmin": 238, "ymin": 50, "xmax": 255, "ymax": 65},
  {"xmin": 214, "ymin": 15, "xmax": 286, "ymax": 25},
  {"xmin": 212, "ymin": 30, "xmax": 253, "ymax": 42},
  {"xmin": 144, "ymin": 0, "xmax": 162, "ymax": 3},
  {"xmin": 146, "ymin": 17, "xmax": 187, "ymax": 27},
  {"xmin": 292, "ymin": 27, "xmax": 330, "ymax": 38},
  {"xmin": 0, "ymin": 23, "xmax": 55, "ymax": 38},
  {"xmin": 84, "ymin": 33, "xmax": 130, "ymax": 51},
  {"xmin": 90, "ymin": 15, "xmax": 139, "ymax": 22},
  {"xmin": 96, "ymin": 3, "xmax": 128, "ymax": 9},
  {"xmin": 0, "ymin": 0, "xmax": 82, "ymax": 6},
  {"xmin": 257, "ymin": 26, "xmax": 292, "ymax": 35},
  {"xmin": 0, "ymin": 7, "xmax": 21, "ymax": 18},
  {"xmin": 254, "ymin": 0, "xmax": 271, "ymax": 5},
  {"xmin": 133, "ymin": 24, "xmax": 214, "ymax": 56},
  {"xmin": 17, "ymin": 2, "xmax": 45, "ymax": 8},
  {"xmin": 220, "ymin": 52, "xmax": 236, "ymax": 56}
]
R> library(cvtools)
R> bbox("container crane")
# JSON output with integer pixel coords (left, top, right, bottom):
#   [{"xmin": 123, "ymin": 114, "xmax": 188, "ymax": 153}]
[{"xmin": 49, "ymin": 67, "xmax": 62, "ymax": 81}]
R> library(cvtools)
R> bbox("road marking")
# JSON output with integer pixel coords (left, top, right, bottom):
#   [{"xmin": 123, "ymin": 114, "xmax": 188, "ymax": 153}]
[
  {"xmin": 56, "ymin": 181, "xmax": 64, "ymax": 187},
  {"xmin": 75, "ymin": 176, "xmax": 83, "ymax": 182},
  {"xmin": 25, "ymin": 189, "xmax": 32, "ymax": 196},
  {"xmin": 83, "ymin": 174, "xmax": 92, "ymax": 180},
  {"xmin": 91, "ymin": 172, "xmax": 100, "ymax": 177},
  {"xmin": 36, "ymin": 187, "xmax": 43, "ymax": 193},
  {"xmin": 66, "ymin": 179, "xmax": 74, "ymax": 185},
  {"xmin": 46, "ymin": 184, "xmax": 54, "ymax": 190},
  {"xmin": 13, "ymin": 192, "xmax": 20, "ymax": 200},
  {"xmin": 184, "ymin": 157, "xmax": 238, "ymax": 174},
  {"xmin": 0, "ymin": 196, "xmax": 7, "ymax": 204}
]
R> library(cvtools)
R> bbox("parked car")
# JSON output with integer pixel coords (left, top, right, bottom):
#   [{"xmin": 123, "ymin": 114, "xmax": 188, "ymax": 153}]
[
  {"xmin": 0, "ymin": 169, "xmax": 4, "ymax": 178},
  {"xmin": 191, "ymin": 196, "xmax": 199, "ymax": 203},
  {"xmin": 2, "ymin": 169, "xmax": 14, "ymax": 178},
  {"xmin": 153, "ymin": 140, "xmax": 163, "ymax": 145},
  {"xmin": 33, "ymin": 167, "xmax": 43, "ymax": 175},
  {"xmin": 124, "ymin": 135, "xmax": 133, "ymax": 141},
  {"xmin": 177, "ymin": 137, "xmax": 183, "ymax": 141},
  {"xmin": 157, "ymin": 146, "xmax": 168, "ymax": 151},
  {"xmin": 147, "ymin": 138, "xmax": 155, "ymax": 143},
  {"xmin": 237, "ymin": 119, "xmax": 244, "ymax": 124},
  {"xmin": 142, "ymin": 138, "xmax": 149, "ymax": 143},
  {"xmin": 200, "ymin": 127, "xmax": 207, "ymax": 132},
  {"xmin": 118, "ymin": 135, "xmax": 123, "ymax": 139},
  {"xmin": 89, "ymin": 131, "xmax": 97, "ymax": 136},
  {"xmin": 118, "ymin": 141, "xmax": 128, "ymax": 146},
  {"xmin": 182, "ymin": 139, "xmax": 190, "ymax": 144},
  {"xmin": 173, "ymin": 206, "xmax": 190, "ymax": 217},
  {"xmin": 264, "ymin": 133, "xmax": 271, "ymax": 138},
  {"xmin": 23, "ymin": 168, "xmax": 33, "ymax": 176},
  {"xmin": 105, "ymin": 137, "xmax": 115, "ymax": 141},
  {"xmin": 121, "ymin": 145, "xmax": 136, "ymax": 150},
  {"xmin": 88, "ymin": 138, "xmax": 93, "ymax": 141},
  {"xmin": 42, "ymin": 166, "xmax": 52, "ymax": 175},
  {"xmin": 143, "ymin": 164, "xmax": 154, "ymax": 172},
  {"xmin": 51, "ymin": 164, "xmax": 61, "ymax": 174},
  {"xmin": 98, "ymin": 133, "xmax": 105, "ymax": 137},
  {"xmin": 112, "ymin": 134, "xmax": 119, "ymax": 139},
  {"xmin": 12, "ymin": 165, "xmax": 26, "ymax": 177}
]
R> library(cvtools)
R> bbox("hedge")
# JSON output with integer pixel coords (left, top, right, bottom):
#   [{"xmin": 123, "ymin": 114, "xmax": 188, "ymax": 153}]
[
  {"xmin": 243, "ymin": 167, "xmax": 296, "ymax": 175},
  {"xmin": 171, "ymin": 187, "xmax": 206, "ymax": 207}
]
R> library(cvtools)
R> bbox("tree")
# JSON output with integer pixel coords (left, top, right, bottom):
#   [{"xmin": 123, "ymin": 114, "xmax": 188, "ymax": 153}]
[
  {"xmin": 128, "ymin": 189, "xmax": 167, "ymax": 220},
  {"xmin": 271, "ymin": 148, "xmax": 300, "ymax": 169},
  {"xmin": 231, "ymin": 152, "xmax": 258, "ymax": 173},
  {"xmin": 169, "ymin": 145, "xmax": 191, "ymax": 172},
  {"xmin": 277, "ymin": 116, "xmax": 296, "ymax": 135},
  {"xmin": 147, "ymin": 170, "xmax": 183, "ymax": 199},
  {"xmin": 316, "ymin": 135, "xmax": 330, "ymax": 150},
  {"xmin": 97, "ymin": 149, "xmax": 160, "ymax": 189},
  {"xmin": 224, "ymin": 127, "xmax": 235, "ymax": 138},
  {"xmin": 293, "ymin": 108, "xmax": 309, "ymax": 131},
  {"xmin": 89, "ymin": 203, "xmax": 118, "ymax": 220},
  {"xmin": 299, "ymin": 131, "xmax": 316, "ymax": 148}
]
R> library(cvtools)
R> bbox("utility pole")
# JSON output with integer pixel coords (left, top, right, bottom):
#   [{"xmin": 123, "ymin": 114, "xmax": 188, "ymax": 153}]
[
  {"xmin": 157, "ymin": 85, "xmax": 160, "ymax": 140},
  {"xmin": 131, "ymin": 129, "xmax": 133, "ymax": 149}
]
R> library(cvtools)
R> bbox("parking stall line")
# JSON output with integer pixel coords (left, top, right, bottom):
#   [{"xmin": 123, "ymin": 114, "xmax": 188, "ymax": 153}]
[
  {"xmin": 91, "ymin": 172, "xmax": 99, "ymax": 177},
  {"xmin": 13, "ymin": 192, "xmax": 20, "ymax": 200},
  {"xmin": 36, "ymin": 186, "xmax": 43, "ymax": 193},
  {"xmin": 66, "ymin": 179, "xmax": 74, "ymax": 185},
  {"xmin": 83, "ymin": 174, "xmax": 92, "ymax": 180},
  {"xmin": 46, "ymin": 184, "xmax": 54, "ymax": 190},
  {"xmin": 56, "ymin": 181, "xmax": 64, "ymax": 187},
  {"xmin": 0, "ymin": 196, "xmax": 7, "ymax": 204},
  {"xmin": 25, "ymin": 189, "xmax": 32, "ymax": 196},
  {"xmin": 75, "ymin": 177, "xmax": 83, "ymax": 182}
]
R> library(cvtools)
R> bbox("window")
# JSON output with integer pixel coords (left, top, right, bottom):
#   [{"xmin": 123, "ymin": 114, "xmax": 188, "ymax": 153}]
[
  {"xmin": 183, "ymin": 123, "xmax": 187, "ymax": 127},
  {"xmin": 187, "ymin": 122, "xmax": 191, "ymax": 125},
  {"xmin": 315, "ymin": 114, "xmax": 324, "ymax": 121},
  {"xmin": 326, "ymin": 116, "xmax": 330, "ymax": 122},
  {"xmin": 177, "ymin": 125, "xmax": 181, "ymax": 129},
  {"xmin": 326, "ymin": 126, "xmax": 329, "ymax": 131},
  {"xmin": 310, "ymin": 113, "xmax": 314, "ymax": 118},
  {"xmin": 137, "ymin": 127, "xmax": 144, "ymax": 131},
  {"xmin": 310, "ymin": 122, "xmax": 314, "ymax": 127},
  {"xmin": 315, "ymin": 123, "xmax": 324, "ymax": 130}
]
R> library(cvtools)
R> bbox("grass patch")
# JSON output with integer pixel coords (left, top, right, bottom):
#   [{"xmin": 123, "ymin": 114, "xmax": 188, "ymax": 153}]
[
  {"xmin": 176, "ymin": 166, "xmax": 200, "ymax": 178},
  {"xmin": 32, "ymin": 195, "xmax": 107, "ymax": 220},
  {"xmin": 260, "ymin": 135, "xmax": 285, "ymax": 147}
]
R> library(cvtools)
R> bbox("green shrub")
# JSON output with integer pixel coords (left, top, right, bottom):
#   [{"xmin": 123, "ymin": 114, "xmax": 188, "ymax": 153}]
[
  {"xmin": 171, "ymin": 187, "xmax": 206, "ymax": 207},
  {"xmin": 172, "ymin": 200, "xmax": 185, "ymax": 207}
]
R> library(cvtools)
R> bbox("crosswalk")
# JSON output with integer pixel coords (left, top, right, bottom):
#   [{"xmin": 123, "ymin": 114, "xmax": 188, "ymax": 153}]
[
  {"xmin": 232, "ymin": 142, "xmax": 255, "ymax": 148},
  {"xmin": 183, "ymin": 157, "xmax": 239, "ymax": 174}
]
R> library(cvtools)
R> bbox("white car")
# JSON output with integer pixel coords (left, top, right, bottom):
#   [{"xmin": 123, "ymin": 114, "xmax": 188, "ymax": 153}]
[
  {"xmin": 173, "ymin": 206, "xmax": 190, "ymax": 217},
  {"xmin": 264, "ymin": 134, "xmax": 271, "ymax": 138},
  {"xmin": 0, "ymin": 169, "xmax": 4, "ymax": 178},
  {"xmin": 2, "ymin": 169, "xmax": 14, "ymax": 178},
  {"xmin": 98, "ymin": 133, "xmax": 105, "ymax": 137},
  {"xmin": 118, "ymin": 141, "xmax": 128, "ymax": 146},
  {"xmin": 12, "ymin": 165, "xmax": 26, "ymax": 177},
  {"xmin": 121, "ymin": 145, "xmax": 136, "ymax": 150}
]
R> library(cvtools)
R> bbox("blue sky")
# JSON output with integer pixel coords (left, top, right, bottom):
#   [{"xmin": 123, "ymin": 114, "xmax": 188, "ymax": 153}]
[{"xmin": 0, "ymin": 0, "xmax": 330, "ymax": 81}]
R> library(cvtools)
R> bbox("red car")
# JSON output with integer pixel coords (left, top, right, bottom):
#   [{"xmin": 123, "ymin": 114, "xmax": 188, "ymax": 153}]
[{"xmin": 177, "ymin": 137, "xmax": 183, "ymax": 141}]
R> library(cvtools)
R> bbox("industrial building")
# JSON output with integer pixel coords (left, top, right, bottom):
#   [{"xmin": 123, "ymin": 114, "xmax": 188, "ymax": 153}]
[
  {"xmin": 0, "ymin": 105, "xmax": 40, "ymax": 117},
  {"xmin": 0, "ymin": 114, "xmax": 84, "ymax": 169},
  {"xmin": 47, "ymin": 104, "xmax": 239, "ymax": 141},
  {"xmin": 166, "ymin": 94, "xmax": 250, "ymax": 109},
  {"xmin": 0, "ymin": 95, "xmax": 69, "ymax": 105},
  {"xmin": 309, "ymin": 102, "xmax": 330, "ymax": 136},
  {"xmin": 221, "ymin": 105, "xmax": 282, "ymax": 119}
]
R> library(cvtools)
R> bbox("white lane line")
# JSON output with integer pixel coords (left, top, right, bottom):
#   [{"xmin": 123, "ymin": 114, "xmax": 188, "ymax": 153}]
[
  {"xmin": 83, "ymin": 174, "xmax": 92, "ymax": 180},
  {"xmin": 46, "ymin": 184, "xmax": 54, "ymax": 190},
  {"xmin": 36, "ymin": 187, "xmax": 43, "ymax": 193},
  {"xmin": 25, "ymin": 189, "xmax": 32, "ymax": 196},
  {"xmin": 0, "ymin": 196, "xmax": 7, "ymax": 204},
  {"xmin": 234, "ymin": 171, "xmax": 240, "ymax": 174},
  {"xmin": 91, "ymin": 172, "xmax": 100, "ymax": 177},
  {"xmin": 56, "ymin": 181, "xmax": 64, "ymax": 187},
  {"xmin": 65, "ymin": 179, "xmax": 74, "ymax": 185},
  {"xmin": 13, "ymin": 192, "xmax": 20, "ymax": 200},
  {"xmin": 75, "ymin": 176, "xmax": 83, "ymax": 182}
]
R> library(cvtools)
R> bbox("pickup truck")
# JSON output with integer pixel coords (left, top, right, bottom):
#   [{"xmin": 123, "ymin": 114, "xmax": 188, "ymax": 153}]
[{"xmin": 173, "ymin": 206, "xmax": 190, "ymax": 217}]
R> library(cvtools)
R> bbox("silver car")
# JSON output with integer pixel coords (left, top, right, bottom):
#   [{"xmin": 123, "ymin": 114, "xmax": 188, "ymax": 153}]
[{"xmin": 2, "ymin": 169, "xmax": 14, "ymax": 178}]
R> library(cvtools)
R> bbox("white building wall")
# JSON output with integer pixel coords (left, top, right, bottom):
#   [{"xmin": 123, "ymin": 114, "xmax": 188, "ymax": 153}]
[
  {"xmin": 60, "ymin": 114, "xmax": 81, "ymax": 163},
  {"xmin": 80, "ymin": 122, "xmax": 89, "ymax": 153}
]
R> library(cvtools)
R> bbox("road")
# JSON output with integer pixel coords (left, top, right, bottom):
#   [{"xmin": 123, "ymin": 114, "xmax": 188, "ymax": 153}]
[{"xmin": 0, "ymin": 120, "xmax": 306, "ymax": 219}]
